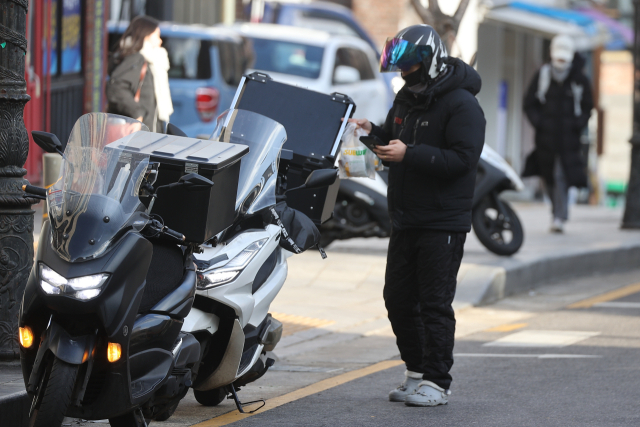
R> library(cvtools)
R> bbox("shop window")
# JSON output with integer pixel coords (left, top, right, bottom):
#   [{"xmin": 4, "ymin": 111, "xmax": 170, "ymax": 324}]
[{"xmin": 45, "ymin": 0, "xmax": 83, "ymax": 77}]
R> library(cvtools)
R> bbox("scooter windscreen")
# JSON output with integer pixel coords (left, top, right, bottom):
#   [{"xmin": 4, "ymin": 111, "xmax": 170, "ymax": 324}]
[
  {"xmin": 47, "ymin": 113, "xmax": 152, "ymax": 262},
  {"xmin": 210, "ymin": 109, "xmax": 287, "ymax": 215}
]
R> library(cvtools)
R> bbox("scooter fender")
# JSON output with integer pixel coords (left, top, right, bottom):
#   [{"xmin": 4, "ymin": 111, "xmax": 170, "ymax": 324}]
[{"xmin": 27, "ymin": 321, "xmax": 96, "ymax": 392}]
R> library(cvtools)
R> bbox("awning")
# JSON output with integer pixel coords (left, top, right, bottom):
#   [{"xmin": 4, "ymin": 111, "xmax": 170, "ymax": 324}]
[
  {"xmin": 482, "ymin": 2, "xmax": 610, "ymax": 51},
  {"xmin": 576, "ymin": 7, "xmax": 633, "ymax": 50}
]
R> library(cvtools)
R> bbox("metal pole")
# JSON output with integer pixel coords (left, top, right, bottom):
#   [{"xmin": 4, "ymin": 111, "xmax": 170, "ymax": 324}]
[
  {"xmin": 622, "ymin": 0, "xmax": 640, "ymax": 228},
  {"xmin": 0, "ymin": 0, "xmax": 38, "ymax": 359}
]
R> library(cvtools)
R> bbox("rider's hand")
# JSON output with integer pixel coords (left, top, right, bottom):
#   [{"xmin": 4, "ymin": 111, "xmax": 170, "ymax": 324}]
[
  {"xmin": 344, "ymin": 118, "xmax": 372, "ymax": 134},
  {"xmin": 373, "ymin": 139, "xmax": 407, "ymax": 163}
]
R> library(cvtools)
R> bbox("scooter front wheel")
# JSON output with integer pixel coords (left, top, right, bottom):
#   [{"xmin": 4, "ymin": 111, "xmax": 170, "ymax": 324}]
[
  {"xmin": 194, "ymin": 387, "xmax": 227, "ymax": 406},
  {"xmin": 472, "ymin": 196, "xmax": 524, "ymax": 256},
  {"xmin": 29, "ymin": 357, "xmax": 79, "ymax": 427}
]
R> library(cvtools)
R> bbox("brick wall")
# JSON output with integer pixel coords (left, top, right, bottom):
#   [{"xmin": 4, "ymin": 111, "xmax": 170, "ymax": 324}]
[{"xmin": 352, "ymin": 0, "xmax": 406, "ymax": 50}]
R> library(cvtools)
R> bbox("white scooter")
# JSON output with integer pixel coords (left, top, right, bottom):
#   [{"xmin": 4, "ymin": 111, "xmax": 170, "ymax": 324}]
[
  {"xmin": 320, "ymin": 145, "xmax": 526, "ymax": 256},
  {"xmin": 181, "ymin": 109, "xmax": 335, "ymax": 412}
]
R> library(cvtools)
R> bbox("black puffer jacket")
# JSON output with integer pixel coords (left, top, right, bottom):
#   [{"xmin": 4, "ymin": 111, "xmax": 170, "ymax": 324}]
[
  {"xmin": 370, "ymin": 57, "xmax": 485, "ymax": 232},
  {"xmin": 523, "ymin": 54, "xmax": 593, "ymax": 188},
  {"xmin": 106, "ymin": 53, "xmax": 158, "ymax": 131}
]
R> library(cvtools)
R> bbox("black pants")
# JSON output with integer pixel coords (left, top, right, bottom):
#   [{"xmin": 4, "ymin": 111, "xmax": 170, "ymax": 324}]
[{"xmin": 384, "ymin": 228, "xmax": 466, "ymax": 389}]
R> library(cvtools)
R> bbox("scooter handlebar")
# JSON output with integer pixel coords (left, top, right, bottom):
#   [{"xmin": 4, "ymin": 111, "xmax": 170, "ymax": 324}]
[
  {"xmin": 22, "ymin": 184, "xmax": 47, "ymax": 198},
  {"xmin": 163, "ymin": 226, "xmax": 185, "ymax": 242}
]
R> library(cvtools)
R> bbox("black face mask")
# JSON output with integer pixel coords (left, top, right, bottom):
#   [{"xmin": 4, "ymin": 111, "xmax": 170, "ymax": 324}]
[{"xmin": 401, "ymin": 66, "xmax": 422, "ymax": 87}]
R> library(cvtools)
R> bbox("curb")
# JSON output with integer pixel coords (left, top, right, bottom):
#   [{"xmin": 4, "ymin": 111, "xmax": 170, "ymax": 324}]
[
  {"xmin": 0, "ymin": 391, "xmax": 29, "ymax": 427},
  {"xmin": 455, "ymin": 243, "xmax": 640, "ymax": 306}
]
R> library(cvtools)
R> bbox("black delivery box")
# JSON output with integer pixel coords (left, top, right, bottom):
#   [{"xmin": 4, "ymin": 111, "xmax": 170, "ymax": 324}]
[
  {"xmin": 110, "ymin": 132, "xmax": 248, "ymax": 243},
  {"xmin": 230, "ymin": 72, "xmax": 356, "ymax": 224}
]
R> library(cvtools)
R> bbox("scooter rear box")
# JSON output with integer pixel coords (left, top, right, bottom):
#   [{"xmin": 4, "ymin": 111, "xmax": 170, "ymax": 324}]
[
  {"xmin": 230, "ymin": 72, "xmax": 356, "ymax": 224},
  {"xmin": 113, "ymin": 132, "xmax": 248, "ymax": 243}
]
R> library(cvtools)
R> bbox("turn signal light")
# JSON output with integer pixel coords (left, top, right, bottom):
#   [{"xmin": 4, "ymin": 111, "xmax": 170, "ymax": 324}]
[
  {"xmin": 107, "ymin": 342, "xmax": 121, "ymax": 363},
  {"xmin": 19, "ymin": 326, "xmax": 34, "ymax": 348}
]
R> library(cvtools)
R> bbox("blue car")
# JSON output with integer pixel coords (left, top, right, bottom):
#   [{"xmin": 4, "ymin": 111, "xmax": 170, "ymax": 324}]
[{"xmin": 108, "ymin": 22, "xmax": 247, "ymax": 137}]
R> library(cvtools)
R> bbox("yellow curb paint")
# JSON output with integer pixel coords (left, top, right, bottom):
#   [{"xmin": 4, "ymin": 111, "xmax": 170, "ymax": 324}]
[
  {"xmin": 191, "ymin": 359, "xmax": 404, "ymax": 427},
  {"xmin": 567, "ymin": 282, "xmax": 640, "ymax": 309},
  {"xmin": 271, "ymin": 312, "xmax": 335, "ymax": 337},
  {"xmin": 485, "ymin": 323, "xmax": 528, "ymax": 332}
]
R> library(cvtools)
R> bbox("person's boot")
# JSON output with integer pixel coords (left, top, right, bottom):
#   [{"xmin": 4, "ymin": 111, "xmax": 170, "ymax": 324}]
[
  {"xmin": 388, "ymin": 370, "xmax": 423, "ymax": 402},
  {"xmin": 404, "ymin": 380, "xmax": 451, "ymax": 407}
]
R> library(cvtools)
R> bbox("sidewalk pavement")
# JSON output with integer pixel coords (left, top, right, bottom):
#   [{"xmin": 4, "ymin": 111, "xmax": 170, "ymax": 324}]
[
  {"xmin": 3, "ymin": 202, "xmax": 639, "ymax": 425},
  {"xmin": 322, "ymin": 202, "xmax": 640, "ymax": 309}
]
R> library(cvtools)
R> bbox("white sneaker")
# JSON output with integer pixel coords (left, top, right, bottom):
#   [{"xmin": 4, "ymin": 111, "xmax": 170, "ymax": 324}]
[
  {"xmin": 404, "ymin": 380, "xmax": 451, "ymax": 407},
  {"xmin": 388, "ymin": 370, "xmax": 423, "ymax": 402},
  {"xmin": 550, "ymin": 218, "xmax": 564, "ymax": 233}
]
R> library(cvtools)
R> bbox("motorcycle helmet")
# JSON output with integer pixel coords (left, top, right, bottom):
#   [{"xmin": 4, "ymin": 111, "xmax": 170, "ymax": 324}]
[{"xmin": 379, "ymin": 24, "xmax": 448, "ymax": 80}]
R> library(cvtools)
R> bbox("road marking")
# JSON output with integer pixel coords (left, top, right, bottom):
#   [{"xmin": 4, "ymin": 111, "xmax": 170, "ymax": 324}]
[
  {"xmin": 191, "ymin": 360, "xmax": 404, "ymax": 427},
  {"xmin": 567, "ymin": 282, "xmax": 640, "ymax": 309},
  {"xmin": 455, "ymin": 353, "xmax": 601, "ymax": 359},
  {"xmin": 594, "ymin": 301, "xmax": 640, "ymax": 309},
  {"xmin": 483, "ymin": 330, "xmax": 600, "ymax": 347},
  {"xmin": 271, "ymin": 312, "xmax": 335, "ymax": 337},
  {"xmin": 485, "ymin": 323, "xmax": 528, "ymax": 332}
]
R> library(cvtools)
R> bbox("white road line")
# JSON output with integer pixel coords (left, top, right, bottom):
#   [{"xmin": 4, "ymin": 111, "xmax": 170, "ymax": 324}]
[
  {"xmin": 455, "ymin": 353, "xmax": 602, "ymax": 359},
  {"xmin": 594, "ymin": 301, "xmax": 640, "ymax": 309},
  {"xmin": 483, "ymin": 330, "xmax": 600, "ymax": 347}
]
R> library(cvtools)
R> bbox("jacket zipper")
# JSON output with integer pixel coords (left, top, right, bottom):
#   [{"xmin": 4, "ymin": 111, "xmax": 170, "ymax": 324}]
[{"xmin": 410, "ymin": 117, "xmax": 421, "ymax": 148}]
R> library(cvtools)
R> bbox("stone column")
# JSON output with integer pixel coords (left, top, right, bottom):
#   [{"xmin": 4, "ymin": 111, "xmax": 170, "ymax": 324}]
[{"xmin": 0, "ymin": 0, "xmax": 38, "ymax": 359}]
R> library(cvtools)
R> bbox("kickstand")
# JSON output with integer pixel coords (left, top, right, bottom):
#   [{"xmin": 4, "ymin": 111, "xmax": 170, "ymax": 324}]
[{"xmin": 226, "ymin": 383, "xmax": 266, "ymax": 414}]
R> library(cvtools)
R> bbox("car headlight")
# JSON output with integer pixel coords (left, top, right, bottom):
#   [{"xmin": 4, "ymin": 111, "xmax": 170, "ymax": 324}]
[
  {"xmin": 40, "ymin": 264, "xmax": 109, "ymax": 301},
  {"xmin": 197, "ymin": 239, "xmax": 267, "ymax": 290}
]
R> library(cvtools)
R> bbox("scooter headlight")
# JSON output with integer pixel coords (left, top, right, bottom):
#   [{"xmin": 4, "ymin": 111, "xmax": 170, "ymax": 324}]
[
  {"xmin": 197, "ymin": 239, "xmax": 267, "ymax": 290},
  {"xmin": 40, "ymin": 264, "xmax": 109, "ymax": 301}
]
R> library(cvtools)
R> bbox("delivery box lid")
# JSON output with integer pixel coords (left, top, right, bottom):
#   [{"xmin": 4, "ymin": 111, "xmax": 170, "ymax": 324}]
[
  {"xmin": 112, "ymin": 131, "xmax": 249, "ymax": 170},
  {"xmin": 230, "ymin": 73, "xmax": 355, "ymax": 168}
]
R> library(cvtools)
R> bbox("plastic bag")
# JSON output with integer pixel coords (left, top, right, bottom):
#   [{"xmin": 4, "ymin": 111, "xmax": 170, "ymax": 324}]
[{"xmin": 337, "ymin": 122, "xmax": 380, "ymax": 179}]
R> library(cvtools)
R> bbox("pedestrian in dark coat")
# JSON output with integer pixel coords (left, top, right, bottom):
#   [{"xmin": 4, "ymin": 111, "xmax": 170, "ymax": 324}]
[
  {"xmin": 348, "ymin": 24, "xmax": 485, "ymax": 407},
  {"xmin": 107, "ymin": 16, "xmax": 173, "ymax": 132},
  {"xmin": 523, "ymin": 34, "xmax": 593, "ymax": 233}
]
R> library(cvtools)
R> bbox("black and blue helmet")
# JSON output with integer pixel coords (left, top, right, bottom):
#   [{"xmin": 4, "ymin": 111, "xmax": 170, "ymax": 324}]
[{"xmin": 380, "ymin": 24, "xmax": 448, "ymax": 79}]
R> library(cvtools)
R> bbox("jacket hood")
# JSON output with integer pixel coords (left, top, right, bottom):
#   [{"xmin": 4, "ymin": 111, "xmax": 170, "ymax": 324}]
[{"xmin": 396, "ymin": 57, "xmax": 481, "ymax": 108}]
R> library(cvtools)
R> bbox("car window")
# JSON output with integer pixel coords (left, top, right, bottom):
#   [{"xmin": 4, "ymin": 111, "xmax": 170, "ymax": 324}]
[
  {"xmin": 162, "ymin": 37, "xmax": 212, "ymax": 80},
  {"xmin": 291, "ymin": 11, "xmax": 360, "ymax": 38},
  {"xmin": 334, "ymin": 47, "xmax": 375, "ymax": 82},
  {"xmin": 218, "ymin": 40, "xmax": 245, "ymax": 86},
  {"xmin": 248, "ymin": 37, "xmax": 324, "ymax": 79}
]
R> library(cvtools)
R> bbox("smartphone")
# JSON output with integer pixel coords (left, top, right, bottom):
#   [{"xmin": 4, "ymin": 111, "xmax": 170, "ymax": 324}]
[{"xmin": 359, "ymin": 135, "xmax": 388, "ymax": 151}]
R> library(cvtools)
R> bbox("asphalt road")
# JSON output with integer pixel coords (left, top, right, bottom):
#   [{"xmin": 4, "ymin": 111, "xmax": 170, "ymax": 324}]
[
  {"xmin": 58, "ymin": 269, "xmax": 640, "ymax": 427},
  {"xmin": 192, "ymin": 269, "xmax": 640, "ymax": 427}
]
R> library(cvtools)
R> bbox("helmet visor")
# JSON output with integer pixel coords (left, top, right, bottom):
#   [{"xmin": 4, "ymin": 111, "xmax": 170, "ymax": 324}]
[{"xmin": 380, "ymin": 37, "xmax": 433, "ymax": 73}]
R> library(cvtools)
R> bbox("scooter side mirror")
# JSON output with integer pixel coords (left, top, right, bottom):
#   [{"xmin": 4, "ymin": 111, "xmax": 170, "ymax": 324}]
[
  {"xmin": 179, "ymin": 173, "xmax": 214, "ymax": 188},
  {"xmin": 304, "ymin": 169, "xmax": 338, "ymax": 189},
  {"xmin": 166, "ymin": 122, "xmax": 188, "ymax": 137},
  {"xmin": 32, "ymin": 131, "xmax": 64, "ymax": 154}
]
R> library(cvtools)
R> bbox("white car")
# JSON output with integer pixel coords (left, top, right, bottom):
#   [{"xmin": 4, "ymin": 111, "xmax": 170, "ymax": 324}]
[{"xmin": 230, "ymin": 23, "xmax": 391, "ymax": 125}]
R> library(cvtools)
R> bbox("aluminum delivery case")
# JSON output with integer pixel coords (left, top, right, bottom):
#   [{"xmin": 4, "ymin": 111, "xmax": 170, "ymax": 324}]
[
  {"xmin": 229, "ymin": 72, "xmax": 356, "ymax": 224},
  {"xmin": 111, "ymin": 132, "xmax": 248, "ymax": 243}
]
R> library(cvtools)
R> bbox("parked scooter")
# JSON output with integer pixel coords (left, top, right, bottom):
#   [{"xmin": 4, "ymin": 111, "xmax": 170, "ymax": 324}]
[
  {"xmin": 20, "ymin": 112, "xmax": 247, "ymax": 426},
  {"xmin": 320, "ymin": 145, "xmax": 525, "ymax": 256},
  {"xmin": 182, "ymin": 109, "xmax": 335, "ymax": 412}
]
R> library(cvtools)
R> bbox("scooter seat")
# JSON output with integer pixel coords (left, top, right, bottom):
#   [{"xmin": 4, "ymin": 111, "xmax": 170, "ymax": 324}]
[{"xmin": 139, "ymin": 241, "xmax": 184, "ymax": 313}]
